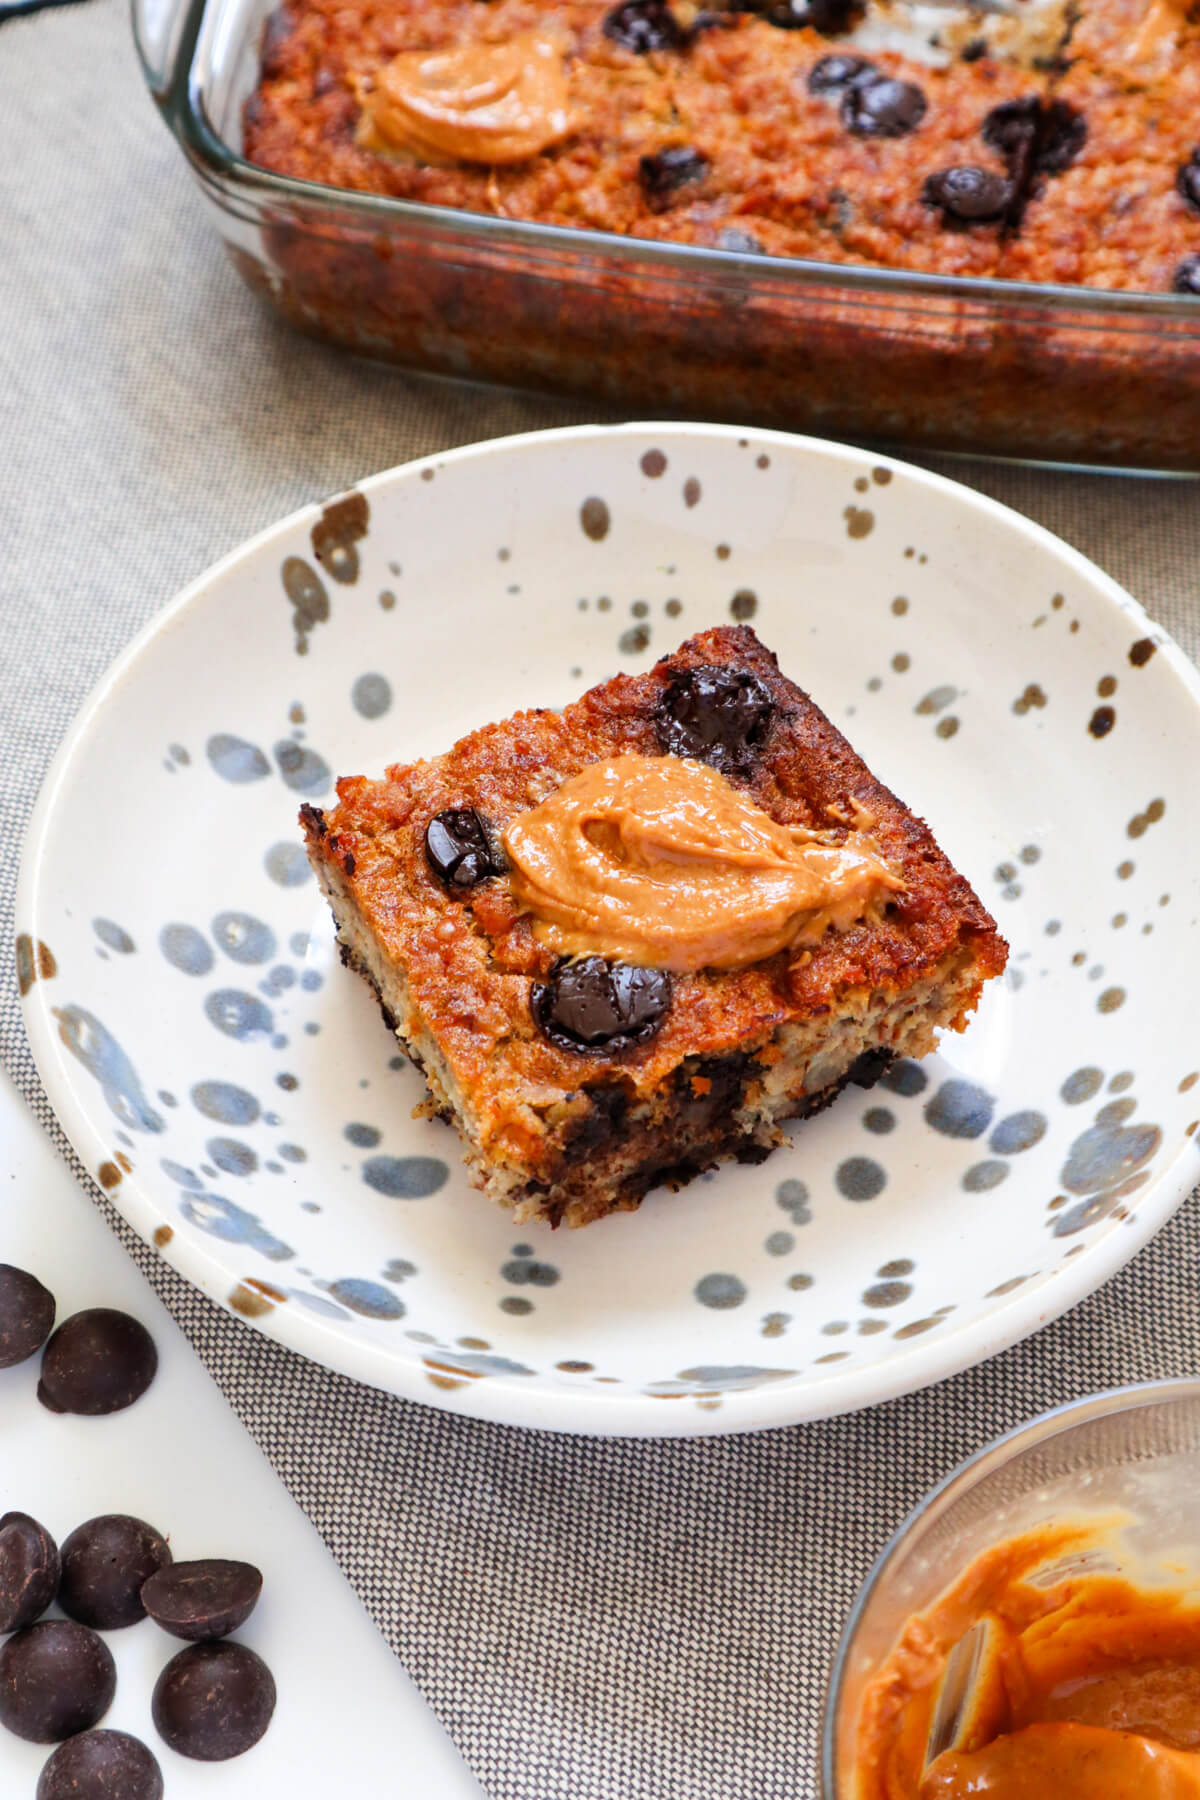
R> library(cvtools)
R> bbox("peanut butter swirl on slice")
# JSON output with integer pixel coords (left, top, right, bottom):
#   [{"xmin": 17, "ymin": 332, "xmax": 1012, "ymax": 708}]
[
  {"xmin": 357, "ymin": 37, "xmax": 572, "ymax": 166},
  {"xmin": 503, "ymin": 754, "xmax": 904, "ymax": 973}
]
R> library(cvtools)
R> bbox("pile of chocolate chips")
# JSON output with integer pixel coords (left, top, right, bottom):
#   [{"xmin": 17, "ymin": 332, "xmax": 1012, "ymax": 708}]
[{"xmin": 0, "ymin": 1265, "xmax": 275, "ymax": 1791}]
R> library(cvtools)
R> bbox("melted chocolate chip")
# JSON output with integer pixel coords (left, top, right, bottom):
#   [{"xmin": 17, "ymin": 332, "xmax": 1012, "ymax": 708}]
[
  {"xmin": 59, "ymin": 1516, "xmax": 172, "ymax": 1631},
  {"xmin": 602, "ymin": 0, "xmax": 687, "ymax": 51},
  {"xmin": 841, "ymin": 77, "xmax": 926, "ymax": 137},
  {"xmin": 981, "ymin": 94, "xmax": 1039, "ymax": 162},
  {"xmin": 151, "ymin": 1642, "xmax": 276, "ymax": 1761},
  {"xmin": 639, "ymin": 146, "xmax": 710, "ymax": 211},
  {"xmin": 1035, "ymin": 100, "xmax": 1087, "ymax": 175},
  {"xmin": 923, "ymin": 165, "xmax": 1012, "ymax": 223},
  {"xmin": 807, "ymin": 53, "xmax": 877, "ymax": 94},
  {"xmin": 0, "ymin": 1264, "xmax": 56, "ymax": 1367},
  {"xmin": 982, "ymin": 97, "xmax": 1086, "ymax": 206},
  {"xmin": 1177, "ymin": 153, "xmax": 1200, "ymax": 215},
  {"xmin": 744, "ymin": 0, "xmax": 863, "ymax": 32},
  {"xmin": 1172, "ymin": 254, "xmax": 1200, "ymax": 294},
  {"xmin": 0, "ymin": 1513, "xmax": 60, "ymax": 1634},
  {"xmin": 654, "ymin": 663, "xmax": 775, "ymax": 776},
  {"xmin": 38, "ymin": 1309, "xmax": 158, "ymax": 1416},
  {"xmin": 532, "ymin": 957, "xmax": 672, "ymax": 1055},
  {"xmin": 0, "ymin": 1621, "xmax": 116, "ymax": 1743},
  {"xmin": 424, "ymin": 809, "xmax": 503, "ymax": 890},
  {"xmin": 142, "ymin": 1560, "xmax": 263, "ymax": 1642},
  {"xmin": 38, "ymin": 1730, "xmax": 164, "ymax": 1800}
]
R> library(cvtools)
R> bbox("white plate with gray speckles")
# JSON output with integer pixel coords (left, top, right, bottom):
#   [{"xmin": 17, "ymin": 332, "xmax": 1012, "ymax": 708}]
[{"xmin": 16, "ymin": 424, "xmax": 1200, "ymax": 1437}]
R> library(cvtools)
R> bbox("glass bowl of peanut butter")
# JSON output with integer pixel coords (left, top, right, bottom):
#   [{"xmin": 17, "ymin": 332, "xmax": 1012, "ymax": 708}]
[{"xmin": 823, "ymin": 1380, "xmax": 1200, "ymax": 1799}]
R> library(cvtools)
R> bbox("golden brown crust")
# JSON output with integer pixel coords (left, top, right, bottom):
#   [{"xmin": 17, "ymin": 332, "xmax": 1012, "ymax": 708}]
[{"xmin": 302, "ymin": 627, "xmax": 1007, "ymax": 1194}]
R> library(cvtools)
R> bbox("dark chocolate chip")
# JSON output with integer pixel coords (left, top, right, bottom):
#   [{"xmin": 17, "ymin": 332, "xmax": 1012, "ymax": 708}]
[
  {"xmin": 716, "ymin": 226, "xmax": 765, "ymax": 252},
  {"xmin": 1172, "ymin": 254, "xmax": 1200, "ymax": 294},
  {"xmin": 0, "ymin": 1513, "xmax": 60, "ymax": 1634},
  {"xmin": 743, "ymin": 0, "xmax": 863, "ymax": 32},
  {"xmin": 298, "ymin": 802, "xmax": 327, "ymax": 838},
  {"xmin": 602, "ymin": 0, "xmax": 687, "ymax": 51},
  {"xmin": 0, "ymin": 1264, "xmax": 56, "ymax": 1367},
  {"xmin": 983, "ymin": 96, "xmax": 1085, "ymax": 180},
  {"xmin": 423, "ymin": 808, "xmax": 503, "ymax": 890},
  {"xmin": 981, "ymin": 94, "xmax": 1039, "ymax": 162},
  {"xmin": 38, "ymin": 1309, "xmax": 158, "ymax": 1416},
  {"xmin": 841, "ymin": 77, "xmax": 926, "ymax": 137},
  {"xmin": 59, "ymin": 1516, "xmax": 172, "ymax": 1631},
  {"xmin": 960, "ymin": 35, "xmax": 986, "ymax": 59},
  {"xmin": 37, "ymin": 1729, "xmax": 164, "ymax": 1800},
  {"xmin": 532, "ymin": 957, "xmax": 672, "ymax": 1055},
  {"xmin": 1035, "ymin": 100, "xmax": 1087, "ymax": 174},
  {"xmin": 141, "ymin": 1560, "xmax": 263, "ymax": 1642},
  {"xmin": 847, "ymin": 1046, "xmax": 896, "ymax": 1087},
  {"xmin": 923, "ymin": 165, "xmax": 1012, "ymax": 223},
  {"xmin": 1177, "ymin": 155, "xmax": 1200, "ymax": 215},
  {"xmin": 0, "ymin": 1622, "xmax": 116, "ymax": 1744},
  {"xmin": 654, "ymin": 662, "xmax": 775, "ymax": 776},
  {"xmin": 807, "ymin": 53, "xmax": 877, "ymax": 94},
  {"xmin": 151, "ymin": 1642, "xmax": 276, "ymax": 1761},
  {"xmin": 639, "ymin": 146, "xmax": 710, "ymax": 211}
]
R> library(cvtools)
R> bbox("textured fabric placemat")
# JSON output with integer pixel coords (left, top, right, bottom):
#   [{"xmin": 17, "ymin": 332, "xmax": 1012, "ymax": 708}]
[{"xmin": 3, "ymin": 7, "xmax": 1200, "ymax": 1796}]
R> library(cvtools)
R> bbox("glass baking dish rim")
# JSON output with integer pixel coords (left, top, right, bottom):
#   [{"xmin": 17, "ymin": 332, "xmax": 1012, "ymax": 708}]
[{"xmin": 141, "ymin": 0, "xmax": 1200, "ymax": 326}]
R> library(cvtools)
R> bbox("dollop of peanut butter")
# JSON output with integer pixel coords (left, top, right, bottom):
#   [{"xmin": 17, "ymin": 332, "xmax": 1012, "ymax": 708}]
[
  {"xmin": 358, "ymin": 37, "xmax": 571, "ymax": 166},
  {"xmin": 502, "ymin": 755, "xmax": 903, "ymax": 973}
]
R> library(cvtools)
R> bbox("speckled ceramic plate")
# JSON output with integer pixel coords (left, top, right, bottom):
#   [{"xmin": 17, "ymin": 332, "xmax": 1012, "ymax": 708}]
[{"xmin": 17, "ymin": 424, "xmax": 1200, "ymax": 1437}]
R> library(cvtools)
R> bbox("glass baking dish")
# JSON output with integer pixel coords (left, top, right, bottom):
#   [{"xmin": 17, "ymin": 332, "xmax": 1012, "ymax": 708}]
[{"xmin": 134, "ymin": 0, "xmax": 1200, "ymax": 471}]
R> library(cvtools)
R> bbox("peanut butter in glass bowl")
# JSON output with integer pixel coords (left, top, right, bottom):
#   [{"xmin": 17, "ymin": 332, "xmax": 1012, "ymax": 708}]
[{"xmin": 823, "ymin": 1383, "xmax": 1200, "ymax": 1800}]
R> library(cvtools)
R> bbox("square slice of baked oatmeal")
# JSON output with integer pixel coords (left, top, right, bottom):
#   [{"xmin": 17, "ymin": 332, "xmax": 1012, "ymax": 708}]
[{"xmin": 301, "ymin": 626, "xmax": 1007, "ymax": 1228}]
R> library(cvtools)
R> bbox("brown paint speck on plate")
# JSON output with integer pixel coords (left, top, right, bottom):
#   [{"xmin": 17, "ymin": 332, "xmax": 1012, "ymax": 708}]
[
  {"xmin": 730, "ymin": 589, "xmax": 757, "ymax": 621},
  {"xmin": 310, "ymin": 491, "xmax": 369, "ymax": 585},
  {"xmin": 425, "ymin": 1357, "xmax": 484, "ymax": 1382},
  {"xmin": 580, "ymin": 496, "xmax": 610, "ymax": 540},
  {"xmin": 683, "ymin": 477, "xmax": 701, "ymax": 507},
  {"xmin": 844, "ymin": 506, "xmax": 874, "ymax": 539},
  {"xmin": 98, "ymin": 1162, "xmax": 122, "ymax": 1190},
  {"xmin": 1012, "ymin": 683, "xmax": 1048, "ymax": 716},
  {"xmin": 153, "ymin": 1225, "xmax": 174, "ymax": 1248},
  {"xmin": 872, "ymin": 467, "xmax": 893, "ymax": 485},
  {"xmin": 640, "ymin": 449, "xmax": 667, "ymax": 478},
  {"xmin": 229, "ymin": 1277, "xmax": 288, "ymax": 1319},
  {"xmin": 427, "ymin": 1374, "xmax": 466, "ymax": 1392},
  {"xmin": 1127, "ymin": 798, "xmax": 1166, "ymax": 838},
  {"xmin": 16, "ymin": 935, "xmax": 57, "ymax": 997},
  {"xmin": 1089, "ymin": 704, "xmax": 1116, "ymax": 738},
  {"xmin": 1097, "ymin": 675, "xmax": 1117, "ymax": 698},
  {"xmin": 1129, "ymin": 637, "xmax": 1157, "ymax": 666}
]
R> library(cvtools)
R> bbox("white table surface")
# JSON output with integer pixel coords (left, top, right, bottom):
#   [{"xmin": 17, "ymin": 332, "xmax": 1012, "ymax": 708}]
[{"xmin": 0, "ymin": 1070, "xmax": 485, "ymax": 1799}]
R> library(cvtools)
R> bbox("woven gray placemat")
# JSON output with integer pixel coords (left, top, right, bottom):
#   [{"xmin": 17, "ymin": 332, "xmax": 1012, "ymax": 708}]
[{"xmin": 3, "ymin": 6, "xmax": 1200, "ymax": 1796}]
